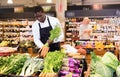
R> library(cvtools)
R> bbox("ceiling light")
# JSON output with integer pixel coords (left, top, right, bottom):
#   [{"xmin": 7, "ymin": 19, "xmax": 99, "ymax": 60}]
[
  {"xmin": 93, "ymin": 4, "xmax": 103, "ymax": 10},
  {"xmin": 7, "ymin": 0, "xmax": 13, "ymax": 4},
  {"xmin": 47, "ymin": 0, "xmax": 52, "ymax": 3}
]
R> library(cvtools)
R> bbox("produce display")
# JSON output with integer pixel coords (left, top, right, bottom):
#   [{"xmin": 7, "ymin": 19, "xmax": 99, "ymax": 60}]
[
  {"xmin": 0, "ymin": 53, "xmax": 44, "ymax": 76},
  {"xmin": 75, "ymin": 41, "xmax": 115, "ymax": 50},
  {"xmin": 39, "ymin": 51, "xmax": 65, "ymax": 77},
  {"xmin": 0, "ymin": 47, "xmax": 85, "ymax": 77},
  {"xmin": 59, "ymin": 58, "xmax": 83, "ymax": 77},
  {"xmin": 0, "ymin": 53, "xmax": 30, "ymax": 75},
  {"xmin": 0, "ymin": 41, "xmax": 10, "ymax": 47},
  {"xmin": 20, "ymin": 57, "xmax": 44, "ymax": 76},
  {"xmin": 19, "ymin": 40, "xmax": 35, "ymax": 48},
  {"xmin": 90, "ymin": 52, "xmax": 120, "ymax": 77}
]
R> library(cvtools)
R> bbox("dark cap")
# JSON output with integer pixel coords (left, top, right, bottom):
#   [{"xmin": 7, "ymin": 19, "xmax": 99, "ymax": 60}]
[{"xmin": 34, "ymin": 6, "xmax": 44, "ymax": 13}]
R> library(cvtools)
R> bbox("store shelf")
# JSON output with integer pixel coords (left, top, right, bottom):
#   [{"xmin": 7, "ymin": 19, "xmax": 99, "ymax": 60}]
[
  {"xmin": 0, "ymin": 20, "xmax": 34, "ymax": 47},
  {"xmin": 65, "ymin": 18, "xmax": 81, "ymax": 44}
]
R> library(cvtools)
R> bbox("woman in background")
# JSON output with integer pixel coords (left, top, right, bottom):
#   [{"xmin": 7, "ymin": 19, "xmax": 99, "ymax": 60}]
[{"xmin": 79, "ymin": 17, "xmax": 92, "ymax": 41}]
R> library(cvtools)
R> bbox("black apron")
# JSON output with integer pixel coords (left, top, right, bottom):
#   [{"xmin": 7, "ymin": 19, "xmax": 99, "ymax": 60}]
[{"xmin": 39, "ymin": 17, "xmax": 60, "ymax": 51}]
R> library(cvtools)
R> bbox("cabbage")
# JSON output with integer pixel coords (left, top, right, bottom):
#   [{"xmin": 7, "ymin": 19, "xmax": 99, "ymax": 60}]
[
  {"xmin": 116, "ymin": 65, "xmax": 120, "ymax": 77},
  {"xmin": 95, "ymin": 61, "xmax": 114, "ymax": 77},
  {"xmin": 90, "ymin": 52, "xmax": 115, "ymax": 77},
  {"xmin": 90, "ymin": 73, "xmax": 102, "ymax": 77},
  {"xmin": 101, "ymin": 52, "xmax": 119, "ymax": 70}
]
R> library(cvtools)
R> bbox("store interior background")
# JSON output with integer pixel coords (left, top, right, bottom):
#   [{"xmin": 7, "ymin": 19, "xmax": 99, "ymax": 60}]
[
  {"xmin": 0, "ymin": 0, "xmax": 120, "ymax": 21},
  {"xmin": 0, "ymin": 1, "xmax": 120, "ymax": 77},
  {"xmin": 0, "ymin": 0, "xmax": 120, "ymax": 44}
]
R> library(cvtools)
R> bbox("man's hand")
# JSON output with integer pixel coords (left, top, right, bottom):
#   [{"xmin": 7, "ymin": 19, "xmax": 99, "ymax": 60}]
[
  {"xmin": 39, "ymin": 45, "xmax": 49, "ymax": 58},
  {"xmin": 47, "ymin": 39, "xmax": 53, "ymax": 44}
]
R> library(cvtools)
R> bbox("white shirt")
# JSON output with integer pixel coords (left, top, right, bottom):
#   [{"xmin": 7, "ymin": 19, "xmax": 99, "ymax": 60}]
[
  {"xmin": 32, "ymin": 15, "xmax": 64, "ymax": 48},
  {"xmin": 79, "ymin": 24, "xmax": 92, "ymax": 39}
]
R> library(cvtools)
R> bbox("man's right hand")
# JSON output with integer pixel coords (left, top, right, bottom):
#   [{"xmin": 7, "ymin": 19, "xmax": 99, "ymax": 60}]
[
  {"xmin": 47, "ymin": 39, "xmax": 53, "ymax": 44},
  {"xmin": 39, "ymin": 45, "xmax": 49, "ymax": 58}
]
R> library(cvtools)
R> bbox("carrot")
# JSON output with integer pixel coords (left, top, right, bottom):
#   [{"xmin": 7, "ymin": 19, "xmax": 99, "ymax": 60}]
[
  {"xmin": 53, "ymin": 72, "xmax": 58, "ymax": 77},
  {"xmin": 45, "ymin": 73, "xmax": 49, "ymax": 77},
  {"xmin": 39, "ymin": 72, "xmax": 47, "ymax": 77},
  {"xmin": 39, "ymin": 72, "xmax": 44, "ymax": 77},
  {"xmin": 39, "ymin": 72, "xmax": 43, "ymax": 77},
  {"xmin": 40, "ymin": 46, "xmax": 49, "ymax": 57},
  {"xmin": 42, "ymin": 72, "xmax": 47, "ymax": 77}
]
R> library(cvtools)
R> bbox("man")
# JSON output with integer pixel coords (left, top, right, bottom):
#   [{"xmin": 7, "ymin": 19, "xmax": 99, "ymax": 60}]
[{"xmin": 32, "ymin": 6, "xmax": 64, "ymax": 57}]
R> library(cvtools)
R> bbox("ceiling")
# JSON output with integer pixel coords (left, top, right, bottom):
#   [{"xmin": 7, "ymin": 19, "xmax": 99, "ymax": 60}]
[
  {"xmin": 0, "ymin": 0, "xmax": 120, "ymax": 8},
  {"xmin": 0, "ymin": 0, "xmax": 56, "ymax": 8}
]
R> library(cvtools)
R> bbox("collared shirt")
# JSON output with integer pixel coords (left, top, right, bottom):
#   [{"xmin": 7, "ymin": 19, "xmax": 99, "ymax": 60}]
[{"xmin": 32, "ymin": 15, "xmax": 64, "ymax": 48}]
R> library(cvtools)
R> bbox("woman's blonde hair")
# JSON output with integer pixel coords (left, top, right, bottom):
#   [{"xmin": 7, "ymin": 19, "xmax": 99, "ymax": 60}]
[{"xmin": 82, "ymin": 17, "xmax": 90, "ymax": 24}]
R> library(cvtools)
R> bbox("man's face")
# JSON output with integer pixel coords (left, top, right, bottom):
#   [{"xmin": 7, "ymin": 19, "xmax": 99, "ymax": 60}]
[{"xmin": 35, "ymin": 11, "xmax": 46, "ymax": 22}]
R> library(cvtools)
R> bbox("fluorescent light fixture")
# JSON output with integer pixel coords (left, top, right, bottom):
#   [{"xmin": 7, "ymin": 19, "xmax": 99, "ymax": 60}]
[
  {"xmin": 47, "ymin": 0, "xmax": 52, "ymax": 3},
  {"xmin": 7, "ymin": 0, "xmax": 13, "ymax": 4}
]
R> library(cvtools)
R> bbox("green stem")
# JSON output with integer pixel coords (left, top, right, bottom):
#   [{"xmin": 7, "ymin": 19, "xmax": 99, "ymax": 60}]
[{"xmin": 45, "ymin": 43, "xmax": 49, "ymax": 47}]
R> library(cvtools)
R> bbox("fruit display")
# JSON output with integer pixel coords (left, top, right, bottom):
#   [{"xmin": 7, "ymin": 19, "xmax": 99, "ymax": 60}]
[
  {"xmin": 0, "ymin": 41, "xmax": 10, "ymax": 47},
  {"xmin": 95, "ymin": 41, "xmax": 105, "ymax": 49},
  {"xmin": 75, "ymin": 41, "xmax": 115, "ymax": 50},
  {"xmin": 19, "ymin": 40, "xmax": 35, "ymax": 48}
]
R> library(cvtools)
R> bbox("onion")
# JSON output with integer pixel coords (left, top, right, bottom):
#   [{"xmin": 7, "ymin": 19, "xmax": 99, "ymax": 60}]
[
  {"xmin": 72, "ymin": 73, "xmax": 80, "ymax": 77},
  {"xmin": 69, "ymin": 67, "xmax": 75, "ymax": 72},
  {"xmin": 59, "ymin": 70, "xmax": 69, "ymax": 75}
]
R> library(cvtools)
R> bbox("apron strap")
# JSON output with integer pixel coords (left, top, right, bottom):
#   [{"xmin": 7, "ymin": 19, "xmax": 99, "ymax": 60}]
[
  {"xmin": 38, "ymin": 23, "xmax": 41, "ymax": 37},
  {"xmin": 38, "ymin": 17, "xmax": 52, "ymax": 36},
  {"xmin": 47, "ymin": 17, "xmax": 52, "ymax": 27}
]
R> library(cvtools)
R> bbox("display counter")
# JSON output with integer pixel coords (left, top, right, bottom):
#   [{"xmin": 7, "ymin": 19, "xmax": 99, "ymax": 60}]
[{"xmin": 0, "ymin": 47, "xmax": 88, "ymax": 77}]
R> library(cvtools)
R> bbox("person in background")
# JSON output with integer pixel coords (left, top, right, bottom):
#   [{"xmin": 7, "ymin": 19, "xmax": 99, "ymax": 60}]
[
  {"xmin": 79, "ymin": 17, "xmax": 92, "ymax": 41},
  {"xmin": 32, "ymin": 6, "xmax": 64, "ymax": 58}
]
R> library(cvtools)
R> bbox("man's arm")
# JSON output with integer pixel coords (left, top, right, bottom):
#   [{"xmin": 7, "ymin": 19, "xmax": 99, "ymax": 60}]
[{"xmin": 32, "ymin": 23, "xmax": 44, "ymax": 48}]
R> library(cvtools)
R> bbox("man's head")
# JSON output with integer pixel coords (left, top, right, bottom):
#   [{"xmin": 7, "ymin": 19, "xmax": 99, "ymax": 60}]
[{"xmin": 34, "ymin": 6, "xmax": 46, "ymax": 22}]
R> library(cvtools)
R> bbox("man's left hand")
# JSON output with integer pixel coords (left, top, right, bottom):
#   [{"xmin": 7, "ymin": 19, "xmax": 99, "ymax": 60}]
[{"xmin": 39, "ymin": 45, "xmax": 49, "ymax": 58}]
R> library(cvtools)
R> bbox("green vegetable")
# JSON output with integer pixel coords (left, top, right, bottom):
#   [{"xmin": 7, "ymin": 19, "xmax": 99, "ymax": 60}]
[
  {"xmin": 90, "ymin": 73, "xmax": 102, "ymax": 77},
  {"xmin": 0, "ymin": 57, "xmax": 7, "ymax": 67},
  {"xmin": 90, "ymin": 52, "xmax": 115, "ymax": 77},
  {"xmin": 49, "ymin": 25, "xmax": 61, "ymax": 41},
  {"xmin": 116, "ymin": 65, "xmax": 120, "ymax": 77},
  {"xmin": 42, "ymin": 51, "xmax": 65, "ymax": 73},
  {"xmin": 0, "ymin": 53, "xmax": 30, "ymax": 75},
  {"xmin": 20, "ymin": 58, "xmax": 33, "ymax": 76},
  {"xmin": 45, "ymin": 24, "xmax": 61, "ymax": 46},
  {"xmin": 20, "ymin": 57, "xmax": 44, "ymax": 76},
  {"xmin": 90, "ymin": 52, "xmax": 102, "ymax": 74},
  {"xmin": 101, "ymin": 52, "xmax": 119, "ymax": 70},
  {"xmin": 95, "ymin": 61, "xmax": 114, "ymax": 77}
]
